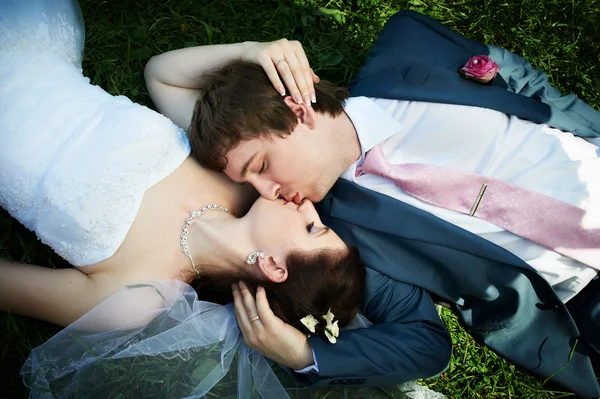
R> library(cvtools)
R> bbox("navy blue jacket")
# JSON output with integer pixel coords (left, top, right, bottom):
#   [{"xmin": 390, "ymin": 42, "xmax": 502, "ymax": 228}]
[{"xmin": 308, "ymin": 10, "xmax": 600, "ymax": 398}]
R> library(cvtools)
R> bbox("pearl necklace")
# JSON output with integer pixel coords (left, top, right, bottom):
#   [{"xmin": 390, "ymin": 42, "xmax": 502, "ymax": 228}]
[{"xmin": 180, "ymin": 204, "xmax": 230, "ymax": 277}]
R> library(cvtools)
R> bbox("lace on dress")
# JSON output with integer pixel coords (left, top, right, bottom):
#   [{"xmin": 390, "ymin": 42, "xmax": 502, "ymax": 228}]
[
  {"xmin": 0, "ymin": 0, "xmax": 191, "ymax": 266},
  {"xmin": 0, "ymin": 0, "xmax": 84, "ymax": 65}
]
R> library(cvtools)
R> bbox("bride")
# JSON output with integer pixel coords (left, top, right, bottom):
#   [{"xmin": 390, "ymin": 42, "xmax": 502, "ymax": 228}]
[{"xmin": 0, "ymin": 0, "xmax": 368, "ymax": 396}]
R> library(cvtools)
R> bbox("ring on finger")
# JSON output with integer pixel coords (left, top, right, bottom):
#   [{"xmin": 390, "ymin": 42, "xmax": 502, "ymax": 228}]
[
  {"xmin": 274, "ymin": 57, "xmax": 287, "ymax": 66},
  {"xmin": 249, "ymin": 315, "xmax": 260, "ymax": 323}
]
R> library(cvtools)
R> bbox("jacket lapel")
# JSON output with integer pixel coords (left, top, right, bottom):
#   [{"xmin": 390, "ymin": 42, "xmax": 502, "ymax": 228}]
[
  {"xmin": 349, "ymin": 63, "xmax": 551, "ymax": 124},
  {"xmin": 324, "ymin": 179, "xmax": 532, "ymax": 271}
]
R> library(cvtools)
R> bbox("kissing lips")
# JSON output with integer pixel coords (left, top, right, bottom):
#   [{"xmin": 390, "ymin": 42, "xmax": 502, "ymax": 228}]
[
  {"xmin": 282, "ymin": 192, "xmax": 301, "ymax": 205},
  {"xmin": 292, "ymin": 193, "xmax": 302, "ymax": 205}
]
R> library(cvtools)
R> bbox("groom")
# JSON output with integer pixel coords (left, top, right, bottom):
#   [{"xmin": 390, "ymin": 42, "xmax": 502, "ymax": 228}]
[{"xmin": 190, "ymin": 10, "xmax": 600, "ymax": 398}]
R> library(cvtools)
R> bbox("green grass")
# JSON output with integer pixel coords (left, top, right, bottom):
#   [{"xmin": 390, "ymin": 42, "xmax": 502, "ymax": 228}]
[{"xmin": 1, "ymin": 0, "xmax": 599, "ymax": 398}]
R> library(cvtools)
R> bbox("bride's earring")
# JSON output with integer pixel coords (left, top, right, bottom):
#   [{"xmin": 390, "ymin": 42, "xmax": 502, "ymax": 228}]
[{"xmin": 246, "ymin": 251, "xmax": 265, "ymax": 265}]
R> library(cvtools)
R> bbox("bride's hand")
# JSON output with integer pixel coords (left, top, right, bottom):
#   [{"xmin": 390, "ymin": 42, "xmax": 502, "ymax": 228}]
[
  {"xmin": 233, "ymin": 281, "xmax": 314, "ymax": 370},
  {"xmin": 242, "ymin": 39, "xmax": 319, "ymax": 106}
]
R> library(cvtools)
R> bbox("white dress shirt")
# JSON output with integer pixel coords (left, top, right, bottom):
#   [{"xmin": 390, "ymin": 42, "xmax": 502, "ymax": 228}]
[
  {"xmin": 342, "ymin": 96, "xmax": 599, "ymax": 303},
  {"xmin": 297, "ymin": 96, "xmax": 599, "ymax": 376}
]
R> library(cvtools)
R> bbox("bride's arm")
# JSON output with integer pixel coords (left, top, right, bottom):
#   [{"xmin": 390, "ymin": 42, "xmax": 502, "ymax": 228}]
[
  {"xmin": 0, "ymin": 259, "xmax": 112, "ymax": 326},
  {"xmin": 144, "ymin": 40, "xmax": 318, "ymax": 129}
]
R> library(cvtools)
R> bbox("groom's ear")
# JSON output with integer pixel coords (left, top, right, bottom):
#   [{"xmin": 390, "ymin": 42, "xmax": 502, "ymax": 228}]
[
  {"xmin": 257, "ymin": 254, "xmax": 288, "ymax": 283},
  {"xmin": 283, "ymin": 96, "xmax": 317, "ymax": 130}
]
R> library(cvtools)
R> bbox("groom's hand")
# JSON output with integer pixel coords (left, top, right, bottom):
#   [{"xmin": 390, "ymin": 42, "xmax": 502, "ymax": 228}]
[{"xmin": 232, "ymin": 281, "xmax": 314, "ymax": 370}]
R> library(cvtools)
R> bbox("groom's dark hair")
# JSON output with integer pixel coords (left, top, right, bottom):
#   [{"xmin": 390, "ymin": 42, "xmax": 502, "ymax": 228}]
[{"xmin": 189, "ymin": 60, "xmax": 350, "ymax": 171}]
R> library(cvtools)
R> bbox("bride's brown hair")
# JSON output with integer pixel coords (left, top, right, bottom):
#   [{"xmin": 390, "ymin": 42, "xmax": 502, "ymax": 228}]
[{"xmin": 192, "ymin": 247, "xmax": 365, "ymax": 339}]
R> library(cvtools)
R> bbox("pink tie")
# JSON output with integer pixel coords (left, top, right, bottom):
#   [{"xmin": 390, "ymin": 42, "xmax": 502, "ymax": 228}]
[{"xmin": 357, "ymin": 144, "xmax": 600, "ymax": 270}]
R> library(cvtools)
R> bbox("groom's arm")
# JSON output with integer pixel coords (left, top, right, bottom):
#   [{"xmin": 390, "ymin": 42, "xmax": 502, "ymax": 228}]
[
  {"xmin": 302, "ymin": 268, "xmax": 451, "ymax": 387},
  {"xmin": 380, "ymin": 10, "xmax": 600, "ymax": 138},
  {"xmin": 486, "ymin": 43, "xmax": 600, "ymax": 138}
]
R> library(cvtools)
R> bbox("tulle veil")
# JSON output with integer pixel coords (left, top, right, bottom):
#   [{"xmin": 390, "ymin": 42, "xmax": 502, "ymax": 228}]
[
  {"xmin": 19, "ymin": 279, "xmax": 443, "ymax": 399},
  {"xmin": 21, "ymin": 280, "xmax": 307, "ymax": 398}
]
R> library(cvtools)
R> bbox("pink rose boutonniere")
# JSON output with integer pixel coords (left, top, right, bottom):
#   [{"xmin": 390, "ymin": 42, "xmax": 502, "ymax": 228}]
[{"xmin": 460, "ymin": 55, "xmax": 500, "ymax": 84}]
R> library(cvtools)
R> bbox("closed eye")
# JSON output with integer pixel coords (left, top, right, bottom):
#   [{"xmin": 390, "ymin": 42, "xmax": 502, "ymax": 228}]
[
  {"xmin": 258, "ymin": 160, "xmax": 267, "ymax": 174},
  {"xmin": 306, "ymin": 221, "xmax": 315, "ymax": 233}
]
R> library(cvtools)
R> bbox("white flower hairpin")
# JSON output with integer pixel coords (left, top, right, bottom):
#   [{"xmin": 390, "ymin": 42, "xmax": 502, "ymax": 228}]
[
  {"xmin": 300, "ymin": 309, "xmax": 339, "ymax": 344},
  {"xmin": 300, "ymin": 314, "xmax": 318, "ymax": 333}
]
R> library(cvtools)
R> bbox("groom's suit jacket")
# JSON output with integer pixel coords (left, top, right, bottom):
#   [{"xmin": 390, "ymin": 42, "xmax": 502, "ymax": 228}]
[{"xmin": 310, "ymin": 10, "xmax": 600, "ymax": 398}]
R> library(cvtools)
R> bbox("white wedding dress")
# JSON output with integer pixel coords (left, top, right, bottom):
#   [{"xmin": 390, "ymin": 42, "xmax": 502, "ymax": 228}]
[{"xmin": 0, "ymin": 0, "xmax": 190, "ymax": 266}]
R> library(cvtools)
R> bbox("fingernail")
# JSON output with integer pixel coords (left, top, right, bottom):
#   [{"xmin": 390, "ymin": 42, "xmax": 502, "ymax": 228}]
[
  {"xmin": 278, "ymin": 87, "xmax": 285, "ymax": 96},
  {"xmin": 315, "ymin": 75, "xmax": 320, "ymax": 83},
  {"xmin": 304, "ymin": 95, "xmax": 311, "ymax": 105},
  {"xmin": 294, "ymin": 94, "xmax": 303, "ymax": 104},
  {"xmin": 311, "ymin": 92, "xmax": 316, "ymax": 103}
]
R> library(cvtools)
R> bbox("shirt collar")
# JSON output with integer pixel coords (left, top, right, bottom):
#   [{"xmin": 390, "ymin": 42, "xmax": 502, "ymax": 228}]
[{"xmin": 340, "ymin": 97, "xmax": 404, "ymax": 181}]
